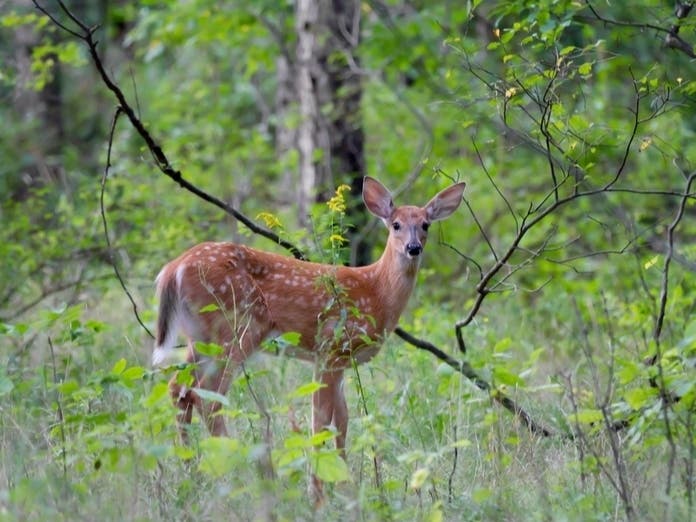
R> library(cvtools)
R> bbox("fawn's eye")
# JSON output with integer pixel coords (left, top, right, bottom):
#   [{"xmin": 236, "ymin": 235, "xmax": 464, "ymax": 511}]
[
  {"xmin": 422, "ymin": 222, "xmax": 430, "ymax": 232},
  {"xmin": 392, "ymin": 221, "xmax": 401, "ymax": 231}
]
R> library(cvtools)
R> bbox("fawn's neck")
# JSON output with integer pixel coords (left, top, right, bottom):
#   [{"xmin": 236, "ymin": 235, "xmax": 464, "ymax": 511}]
[{"xmin": 367, "ymin": 245, "xmax": 421, "ymax": 330}]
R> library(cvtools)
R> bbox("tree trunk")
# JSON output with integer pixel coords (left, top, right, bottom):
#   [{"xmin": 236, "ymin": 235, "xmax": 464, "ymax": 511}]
[
  {"xmin": 292, "ymin": 0, "xmax": 371, "ymax": 263},
  {"xmin": 275, "ymin": 52, "xmax": 298, "ymax": 206},
  {"xmin": 295, "ymin": 0, "xmax": 326, "ymax": 224},
  {"xmin": 11, "ymin": 0, "xmax": 66, "ymax": 200},
  {"xmin": 319, "ymin": 0, "xmax": 369, "ymax": 265}
]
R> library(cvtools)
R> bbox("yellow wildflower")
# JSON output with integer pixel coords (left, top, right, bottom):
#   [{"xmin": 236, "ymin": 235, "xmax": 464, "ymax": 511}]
[
  {"xmin": 327, "ymin": 184, "xmax": 351, "ymax": 214},
  {"xmin": 256, "ymin": 212, "xmax": 282, "ymax": 229},
  {"xmin": 329, "ymin": 233, "xmax": 347, "ymax": 246}
]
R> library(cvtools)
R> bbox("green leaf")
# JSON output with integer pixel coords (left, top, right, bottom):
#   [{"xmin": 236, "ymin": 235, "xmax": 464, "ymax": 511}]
[
  {"xmin": 194, "ymin": 341, "xmax": 224, "ymax": 357},
  {"xmin": 644, "ymin": 255, "xmax": 659, "ymax": 270},
  {"xmin": 199, "ymin": 303, "xmax": 220, "ymax": 313},
  {"xmin": 410, "ymin": 467, "xmax": 429, "ymax": 490},
  {"xmin": 493, "ymin": 337, "xmax": 512, "ymax": 353},
  {"xmin": 56, "ymin": 380, "xmax": 79, "ymax": 395},
  {"xmin": 0, "ymin": 375, "xmax": 14, "ymax": 396},
  {"xmin": 275, "ymin": 447, "xmax": 304, "ymax": 468},
  {"xmin": 279, "ymin": 331, "xmax": 301, "ymax": 345},
  {"xmin": 428, "ymin": 504, "xmax": 444, "ymax": 522},
  {"xmin": 310, "ymin": 430, "xmax": 335, "ymax": 446},
  {"xmin": 284, "ymin": 433, "xmax": 312, "ymax": 450},
  {"xmin": 624, "ymin": 387, "xmax": 656, "ymax": 410},
  {"xmin": 1, "ymin": 11, "xmax": 44, "ymax": 29},
  {"xmin": 198, "ymin": 438, "xmax": 242, "ymax": 477},
  {"xmin": 617, "ymin": 357, "xmax": 641, "ymax": 384},
  {"xmin": 112, "ymin": 358, "xmax": 127, "ymax": 375},
  {"xmin": 289, "ymin": 381, "xmax": 325, "ymax": 398},
  {"xmin": 312, "ymin": 451, "xmax": 349, "ymax": 483},
  {"xmin": 472, "ymin": 487, "xmax": 493, "ymax": 503},
  {"xmin": 143, "ymin": 382, "xmax": 170, "ymax": 408},
  {"xmin": 192, "ymin": 387, "xmax": 230, "ymax": 407},
  {"xmin": 121, "ymin": 366, "xmax": 146, "ymax": 381},
  {"xmin": 571, "ymin": 409, "xmax": 603, "ymax": 424},
  {"xmin": 492, "ymin": 366, "xmax": 524, "ymax": 386},
  {"xmin": 578, "ymin": 62, "xmax": 593, "ymax": 76}
]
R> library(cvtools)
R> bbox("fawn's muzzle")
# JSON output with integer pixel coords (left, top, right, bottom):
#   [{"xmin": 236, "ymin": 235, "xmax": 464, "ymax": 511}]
[{"xmin": 406, "ymin": 243, "xmax": 423, "ymax": 257}]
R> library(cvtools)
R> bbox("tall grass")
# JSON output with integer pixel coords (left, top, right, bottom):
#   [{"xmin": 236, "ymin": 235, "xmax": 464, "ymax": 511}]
[{"xmin": 1, "ymin": 283, "xmax": 692, "ymax": 522}]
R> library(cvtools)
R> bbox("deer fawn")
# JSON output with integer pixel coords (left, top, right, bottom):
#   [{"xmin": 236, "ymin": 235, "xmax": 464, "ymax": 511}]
[{"xmin": 153, "ymin": 176, "xmax": 465, "ymax": 500}]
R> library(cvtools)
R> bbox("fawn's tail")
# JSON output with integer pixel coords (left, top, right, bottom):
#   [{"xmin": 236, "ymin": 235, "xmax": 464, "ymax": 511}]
[{"xmin": 152, "ymin": 268, "xmax": 180, "ymax": 366}]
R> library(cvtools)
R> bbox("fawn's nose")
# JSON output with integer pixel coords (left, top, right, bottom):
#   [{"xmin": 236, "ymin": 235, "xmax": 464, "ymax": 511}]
[{"xmin": 406, "ymin": 243, "xmax": 423, "ymax": 257}]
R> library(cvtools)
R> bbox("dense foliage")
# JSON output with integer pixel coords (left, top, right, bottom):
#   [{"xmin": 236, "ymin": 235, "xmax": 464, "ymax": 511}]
[{"xmin": 1, "ymin": 1, "xmax": 695, "ymax": 520}]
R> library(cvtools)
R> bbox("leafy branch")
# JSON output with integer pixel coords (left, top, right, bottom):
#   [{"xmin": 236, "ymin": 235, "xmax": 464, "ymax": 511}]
[
  {"xmin": 584, "ymin": 1, "xmax": 696, "ymax": 59},
  {"xmin": 32, "ymin": 0, "xmax": 307, "ymax": 261},
  {"xmin": 455, "ymin": 55, "xmax": 695, "ymax": 353}
]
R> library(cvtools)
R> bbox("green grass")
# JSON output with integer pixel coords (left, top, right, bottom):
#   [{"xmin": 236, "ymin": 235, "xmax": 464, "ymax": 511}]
[{"xmin": 0, "ymin": 284, "xmax": 693, "ymax": 522}]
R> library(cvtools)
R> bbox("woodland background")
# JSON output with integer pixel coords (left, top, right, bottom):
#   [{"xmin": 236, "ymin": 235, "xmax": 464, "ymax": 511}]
[{"xmin": 1, "ymin": 1, "xmax": 696, "ymax": 520}]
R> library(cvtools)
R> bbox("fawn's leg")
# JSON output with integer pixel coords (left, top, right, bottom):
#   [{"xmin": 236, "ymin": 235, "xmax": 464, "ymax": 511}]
[
  {"xmin": 169, "ymin": 363, "xmax": 198, "ymax": 443},
  {"xmin": 171, "ymin": 319, "xmax": 272, "ymax": 438},
  {"xmin": 331, "ymin": 374, "xmax": 348, "ymax": 457},
  {"xmin": 170, "ymin": 272, "xmax": 272, "ymax": 439},
  {"xmin": 312, "ymin": 369, "xmax": 347, "ymax": 445},
  {"xmin": 168, "ymin": 343, "xmax": 235, "ymax": 439},
  {"xmin": 310, "ymin": 369, "xmax": 347, "ymax": 503}
]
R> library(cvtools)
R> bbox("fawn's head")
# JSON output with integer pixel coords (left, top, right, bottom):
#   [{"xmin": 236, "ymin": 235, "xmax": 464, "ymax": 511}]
[{"xmin": 362, "ymin": 176, "xmax": 466, "ymax": 261}]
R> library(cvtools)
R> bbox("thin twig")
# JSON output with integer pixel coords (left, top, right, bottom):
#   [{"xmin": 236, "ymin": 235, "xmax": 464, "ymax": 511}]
[
  {"xmin": 652, "ymin": 170, "xmax": 696, "ymax": 500},
  {"xmin": 448, "ymin": 423, "xmax": 458, "ymax": 503},
  {"xmin": 48, "ymin": 336, "xmax": 67, "ymax": 480},
  {"xmin": 350, "ymin": 359, "xmax": 385, "ymax": 499},
  {"xmin": 1, "ymin": 272, "xmax": 111, "ymax": 322},
  {"xmin": 471, "ymin": 137, "xmax": 514, "ymax": 247},
  {"xmin": 100, "ymin": 107, "xmax": 154, "ymax": 339},
  {"xmin": 584, "ymin": 0, "xmax": 696, "ymax": 58}
]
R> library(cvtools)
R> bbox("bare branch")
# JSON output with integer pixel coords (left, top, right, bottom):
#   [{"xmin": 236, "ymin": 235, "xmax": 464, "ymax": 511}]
[
  {"xmin": 48, "ymin": 337, "xmax": 67, "ymax": 480},
  {"xmin": 584, "ymin": 0, "xmax": 696, "ymax": 59},
  {"xmin": 471, "ymin": 138, "xmax": 517, "ymax": 237},
  {"xmin": 34, "ymin": 0, "xmax": 307, "ymax": 261},
  {"xmin": 394, "ymin": 327, "xmax": 558, "ymax": 438},
  {"xmin": 651, "ymin": 171, "xmax": 696, "ymax": 498},
  {"xmin": 0, "ymin": 272, "xmax": 111, "ymax": 322},
  {"xmin": 654, "ymin": 171, "xmax": 696, "ymax": 341},
  {"xmin": 100, "ymin": 107, "xmax": 154, "ymax": 340}
]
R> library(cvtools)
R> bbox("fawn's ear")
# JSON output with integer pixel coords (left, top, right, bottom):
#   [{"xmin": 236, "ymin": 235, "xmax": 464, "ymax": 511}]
[
  {"xmin": 362, "ymin": 176, "xmax": 394, "ymax": 222},
  {"xmin": 425, "ymin": 182, "xmax": 466, "ymax": 221}
]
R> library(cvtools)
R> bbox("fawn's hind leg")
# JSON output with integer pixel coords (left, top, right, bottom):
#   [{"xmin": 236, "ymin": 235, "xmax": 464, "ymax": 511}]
[
  {"xmin": 169, "ymin": 324, "xmax": 272, "ymax": 439},
  {"xmin": 169, "ymin": 270, "xmax": 273, "ymax": 439}
]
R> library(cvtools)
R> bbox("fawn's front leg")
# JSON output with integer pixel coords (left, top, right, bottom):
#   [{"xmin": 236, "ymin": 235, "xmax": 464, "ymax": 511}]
[{"xmin": 309, "ymin": 369, "xmax": 348, "ymax": 503}]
